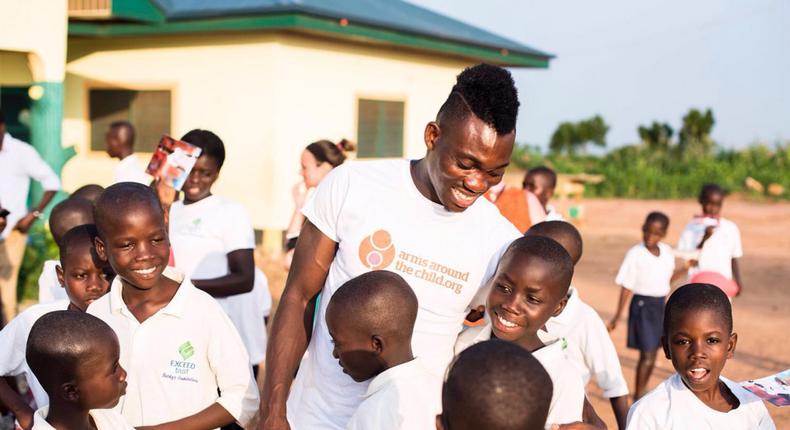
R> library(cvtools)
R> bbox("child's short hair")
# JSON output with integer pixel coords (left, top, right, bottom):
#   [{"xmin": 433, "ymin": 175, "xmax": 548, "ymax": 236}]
[
  {"xmin": 664, "ymin": 283, "xmax": 733, "ymax": 335},
  {"xmin": 699, "ymin": 183, "xmax": 726, "ymax": 203},
  {"xmin": 502, "ymin": 235, "xmax": 574, "ymax": 289},
  {"xmin": 442, "ymin": 340, "xmax": 552, "ymax": 430},
  {"xmin": 49, "ymin": 197, "xmax": 94, "ymax": 246},
  {"xmin": 71, "ymin": 184, "xmax": 105, "ymax": 202},
  {"xmin": 328, "ymin": 271, "xmax": 418, "ymax": 339},
  {"xmin": 181, "ymin": 129, "xmax": 226, "ymax": 169},
  {"xmin": 644, "ymin": 211, "xmax": 670, "ymax": 229},
  {"xmin": 93, "ymin": 182, "xmax": 164, "ymax": 237},
  {"xmin": 59, "ymin": 224, "xmax": 100, "ymax": 265},
  {"xmin": 524, "ymin": 166, "xmax": 557, "ymax": 189},
  {"xmin": 525, "ymin": 221, "xmax": 582, "ymax": 264},
  {"xmin": 26, "ymin": 310, "xmax": 116, "ymax": 391}
]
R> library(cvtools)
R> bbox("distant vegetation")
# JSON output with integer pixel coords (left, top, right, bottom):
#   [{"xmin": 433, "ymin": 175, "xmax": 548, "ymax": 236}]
[{"xmin": 512, "ymin": 108, "xmax": 790, "ymax": 199}]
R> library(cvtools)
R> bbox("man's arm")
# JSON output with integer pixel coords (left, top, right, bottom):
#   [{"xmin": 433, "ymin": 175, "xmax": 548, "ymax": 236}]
[
  {"xmin": 0, "ymin": 377, "xmax": 34, "ymax": 430},
  {"xmin": 13, "ymin": 190, "xmax": 56, "ymax": 233},
  {"xmin": 192, "ymin": 249, "xmax": 255, "ymax": 297},
  {"xmin": 259, "ymin": 221, "xmax": 338, "ymax": 430},
  {"xmin": 135, "ymin": 402, "xmax": 234, "ymax": 430}
]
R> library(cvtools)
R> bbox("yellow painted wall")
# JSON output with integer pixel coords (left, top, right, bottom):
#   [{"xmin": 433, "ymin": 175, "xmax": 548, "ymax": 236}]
[
  {"xmin": 61, "ymin": 32, "xmax": 472, "ymax": 231},
  {"xmin": 0, "ymin": 0, "xmax": 67, "ymax": 81},
  {"xmin": 0, "ymin": 51, "xmax": 34, "ymax": 86}
]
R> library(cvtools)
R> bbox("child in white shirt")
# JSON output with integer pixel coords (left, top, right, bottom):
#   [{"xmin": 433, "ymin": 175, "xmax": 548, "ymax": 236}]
[
  {"xmin": 326, "ymin": 271, "xmax": 441, "ymax": 430},
  {"xmin": 608, "ymin": 212, "xmax": 687, "ymax": 400},
  {"xmin": 677, "ymin": 183, "xmax": 744, "ymax": 293},
  {"xmin": 455, "ymin": 235, "xmax": 587, "ymax": 428},
  {"xmin": 27, "ymin": 311, "xmax": 132, "ymax": 430},
  {"xmin": 37, "ymin": 197, "xmax": 95, "ymax": 304},
  {"xmin": 626, "ymin": 283, "xmax": 775, "ymax": 429},
  {"xmin": 526, "ymin": 221, "xmax": 630, "ymax": 429},
  {"xmin": 88, "ymin": 182, "xmax": 258, "ymax": 429},
  {"xmin": 0, "ymin": 225, "xmax": 111, "ymax": 428}
]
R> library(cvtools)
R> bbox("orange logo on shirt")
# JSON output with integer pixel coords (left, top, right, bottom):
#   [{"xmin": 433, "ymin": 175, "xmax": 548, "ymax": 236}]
[{"xmin": 358, "ymin": 230, "xmax": 396, "ymax": 270}]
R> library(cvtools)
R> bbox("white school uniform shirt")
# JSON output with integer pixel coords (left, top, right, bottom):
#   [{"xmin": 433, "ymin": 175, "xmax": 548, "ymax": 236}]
[
  {"xmin": 288, "ymin": 159, "xmax": 520, "ymax": 430},
  {"xmin": 454, "ymin": 325, "xmax": 585, "ymax": 429},
  {"xmin": 677, "ymin": 217, "xmax": 743, "ymax": 280},
  {"xmin": 0, "ymin": 300, "xmax": 70, "ymax": 410},
  {"xmin": 0, "ymin": 132, "xmax": 61, "ymax": 240},
  {"xmin": 346, "ymin": 358, "xmax": 441, "ymax": 430},
  {"xmin": 86, "ymin": 271, "xmax": 259, "ymax": 428},
  {"xmin": 540, "ymin": 287, "xmax": 629, "ymax": 398},
  {"xmin": 37, "ymin": 260, "xmax": 68, "ymax": 304},
  {"xmin": 615, "ymin": 242, "xmax": 675, "ymax": 297},
  {"xmin": 168, "ymin": 195, "xmax": 270, "ymax": 364},
  {"xmin": 112, "ymin": 154, "xmax": 150, "ymax": 185},
  {"xmin": 32, "ymin": 406, "xmax": 134, "ymax": 430},
  {"xmin": 626, "ymin": 373, "xmax": 775, "ymax": 429}
]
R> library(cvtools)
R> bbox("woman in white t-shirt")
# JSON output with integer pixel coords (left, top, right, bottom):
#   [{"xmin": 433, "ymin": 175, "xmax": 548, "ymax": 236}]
[
  {"xmin": 608, "ymin": 212, "xmax": 688, "ymax": 400},
  {"xmin": 626, "ymin": 284, "xmax": 775, "ymax": 429},
  {"xmin": 283, "ymin": 139, "xmax": 354, "ymax": 269},
  {"xmin": 168, "ymin": 130, "xmax": 270, "ymax": 387},
  {"xmin": 677, "ymin": 183, "xmax": 744, "ymax": 295}
]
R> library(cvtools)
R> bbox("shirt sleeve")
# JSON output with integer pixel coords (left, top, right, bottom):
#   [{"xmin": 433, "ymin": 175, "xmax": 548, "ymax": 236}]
[
  {"xmin": 625, "ymin": 399, "xmax": 658, "ymax": 430},
  {"xmin": 221, "ymin": 203, "xmax": 255, "ymax": 252},
  {"xmin": 581, "ymin": 308, "xmax": 630, "ymax": 398},
  {"xmin": 300, "ymin": 163, "xmax": 353, "ymax": 243},
  {"xmin": 615, "ymin": 249, "xmax": 637, "ymax": 290},
  {"xmin": 207, "ymin": 304, "xmax": 260, "ymax": 427},
  {"xmin": 22, "ymin": 146, "xmax": 60, "ymax": 192},
  {"xmin": 0, "ymin": 310, "xmax": 33, "ymax": 376}
]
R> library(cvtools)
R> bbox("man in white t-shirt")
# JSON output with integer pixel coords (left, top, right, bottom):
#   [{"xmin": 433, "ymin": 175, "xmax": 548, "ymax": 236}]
[
  {"xmin": 259, "ymin": 64, "xmax": 522, "ymax": 430},
  {"xmin": 0, "ymin": 111, "xmax": 61, "ymax": 325},
  {"xmin": 105, "ymin": 121, "xmax": 150, "ymax": 185}
]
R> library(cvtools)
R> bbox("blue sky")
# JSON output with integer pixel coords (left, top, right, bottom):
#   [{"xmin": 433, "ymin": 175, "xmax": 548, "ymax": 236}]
[{"xmin": 409, "ymin": 0, "xmax": 790, "ymax": 151}]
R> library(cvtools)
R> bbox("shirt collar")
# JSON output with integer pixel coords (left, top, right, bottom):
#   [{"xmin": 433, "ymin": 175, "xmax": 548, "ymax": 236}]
[
  {"xmin": 548, "ymin": 287, "xmax": 580, "ymax": 327},
  {"xmin": 365, "ymin": 358, "xmax": 423, "ymax": 398},
  {"xmin": 109, "ymin": 267, "xmax": 191, "ymax": 318}
]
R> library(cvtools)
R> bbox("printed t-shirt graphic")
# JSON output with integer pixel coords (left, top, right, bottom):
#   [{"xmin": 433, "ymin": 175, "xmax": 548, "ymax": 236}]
[{"xmin": 287, "ymin": 159, "xmax": 520, "ymax": 430}]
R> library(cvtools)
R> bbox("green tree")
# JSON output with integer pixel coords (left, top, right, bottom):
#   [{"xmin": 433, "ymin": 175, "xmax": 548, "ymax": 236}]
[
  {"xmin": 677, "ymin": 108, "xmax": 715, "ymax": 158},
  {"xmin": 549, "ymin": 115, "xmax": 609, "ymax": 155},
  {"xmin": 638, "ymin": 121, "xmax": 674, "ymax": 153}
]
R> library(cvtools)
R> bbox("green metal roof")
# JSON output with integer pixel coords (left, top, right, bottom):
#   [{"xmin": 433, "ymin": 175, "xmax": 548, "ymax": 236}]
[{"xmin": 69, "ymin": 0, "xmax": 553, "ymax": 68}]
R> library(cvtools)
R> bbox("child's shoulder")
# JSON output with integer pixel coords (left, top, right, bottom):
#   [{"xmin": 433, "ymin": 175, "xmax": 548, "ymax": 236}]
[{"xmin": 627, "ymin": 376, "xmax": 674, "ymax": 428}]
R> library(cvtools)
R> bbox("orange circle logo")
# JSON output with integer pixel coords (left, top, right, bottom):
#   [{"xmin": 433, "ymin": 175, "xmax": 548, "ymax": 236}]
[{"xmin": 358, "ymin": 230, "xmax": 396, "ymax": 270}]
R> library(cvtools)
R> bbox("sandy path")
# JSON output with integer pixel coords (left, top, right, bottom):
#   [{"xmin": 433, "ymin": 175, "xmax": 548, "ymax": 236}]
[{"xmin": 258, "ymin": 197, "xmax": 790, "ymax": 428}]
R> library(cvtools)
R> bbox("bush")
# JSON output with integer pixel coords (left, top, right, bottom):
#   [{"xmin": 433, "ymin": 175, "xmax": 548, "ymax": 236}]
[{"xmin": 16, "ymin": 221, "xmax": 58, "ymax": 303}]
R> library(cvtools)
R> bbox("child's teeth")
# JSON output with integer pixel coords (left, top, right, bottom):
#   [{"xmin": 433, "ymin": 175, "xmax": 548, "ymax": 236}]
[
  {"xmin": 134, "ymin": 267, "xmax": 155, "ymax": 275},
  {"xmin": 497, "ymin": 314, "xmax": 517, "ymax": 328}
]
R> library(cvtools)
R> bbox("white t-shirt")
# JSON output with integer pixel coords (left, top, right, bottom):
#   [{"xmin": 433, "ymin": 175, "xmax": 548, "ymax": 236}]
[
  {"xmin": 626, "ymin": 373, "xmax": 775, "ymax": 429},
  {"xmin": 0, "ymin": 301, "xmax": 70, "ymax": 410},
  {"xmin": 346, "ymin": 358, "xmax": 441, "ymax": 430},
  {"xmin": 168, "ymin": 196, "xmax": 269, "ymax": 364},
  {"xmin": 0, "ymin": 133, "xmax": 61, "ymax": 239},
  {"xmin": 454, "ymin": 325, "xmax": 585, "ymax": 429},
  {"xmin": 540, "ymin": 287, "xmax": 629, "ymax": 398},
  {"xmin": 32, "ymin": 406, "xmax": 134, "ymax": 430},
  {"xmin": 37, "ymin": 260, "xmax": 68, "ymax": 304},
  {"xmin": 288, "ymin": 159, "xmax": 520, "ymax": 430},
  {"xmin": 87, "ymin": 271, "xmax": 259, "ymax": 428},
  {"xmin": 678, "ymin": 217, "xmax": 743, "ymax": 280},
  {"xmin": 615, "ymin": 242, "xmax": 675, "ymax": 297},
  {"xmin": 113, "ymin": 154, "xmax": 150, "ymax": 185}
]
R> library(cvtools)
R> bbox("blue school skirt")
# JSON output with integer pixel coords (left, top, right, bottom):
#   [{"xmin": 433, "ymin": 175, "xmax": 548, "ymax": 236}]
[{"xmin": 627, "ymin": 294, "xmax": 665, "ymax": 352}]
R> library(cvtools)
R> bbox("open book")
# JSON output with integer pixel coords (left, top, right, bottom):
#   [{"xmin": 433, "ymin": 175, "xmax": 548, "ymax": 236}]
[
  {"xmin": 741, "ymin": 369, "xmax": 790, "ymax": 407},
  {"xmin": 146, "ymin": 136, "xmax": 202, "ymax": 191}
]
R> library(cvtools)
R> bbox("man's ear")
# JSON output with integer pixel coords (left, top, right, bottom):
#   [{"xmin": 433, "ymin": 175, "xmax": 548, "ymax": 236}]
[
  {"xmin": 95, "ymin": 236, "xmax": 108, "ymax": 262},
  {"xmin": 424, "ymin": 122, "xmax": 440, "ymax": 152},
  {"xmin": 551, "ymin": 295, "xmax": 569, "ymax": 318},
  {"xmin": 56, "ymin": 264, "xmax": 65, "ymax": 288},
  {"xmin": 661, "ymin": 335, "xmax": 671, "ymax": 360},
  {"xmin": 435, "ymin": 414, "xmax": 446, "ymax": 430},
  {"xmin": 60, "ymin": 381, "xmax": 79, "ymax": 403},
  {"xmin": 371, "ymin": 334, "xmax": 384, "ymax": 355},
  {"xmin": 727, "ymin": 332, "xmax": 738, "ymax": 359}
]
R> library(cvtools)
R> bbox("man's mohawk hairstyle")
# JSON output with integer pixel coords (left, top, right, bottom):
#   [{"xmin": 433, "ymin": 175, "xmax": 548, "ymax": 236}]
[{"xmin": 448, "ymin": 63, "xmax": 520, "ymax": 135}]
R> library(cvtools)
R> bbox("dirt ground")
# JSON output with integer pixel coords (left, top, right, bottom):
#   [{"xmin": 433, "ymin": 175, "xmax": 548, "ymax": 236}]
[{"xmin": 257, "ymin": 197, "xmax": 790, "ymax": 428}]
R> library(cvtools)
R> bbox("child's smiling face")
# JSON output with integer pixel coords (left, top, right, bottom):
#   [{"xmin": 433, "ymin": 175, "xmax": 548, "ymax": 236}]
[
  {"xmin": 57, "ymin": 241, "xmax": 113, "ymax": 311},
  {"xmin": 486, "ymin": 251, "xmax": 568, "ymax": 348},
  {"xmin": 76, "ymin": 333, "xmax": 127, "ymax": 410},
  {"xmin": 95, "ymin": 204, "xmax": 170, "ymax": 291},
  {"xmin": 663, "ymin": 307, "xmax": 737, "ymax": 394}
]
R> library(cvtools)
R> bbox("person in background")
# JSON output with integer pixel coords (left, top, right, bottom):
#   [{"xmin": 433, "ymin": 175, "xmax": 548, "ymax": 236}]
[
  {"xmin": 105, "ymin": 121, "xmax": 149, "ymax": 185},
  {"xmin": 0, "ymin": 110, "xmax": 61, "ymax": 326},
  {"xmin": 283, "ymin": 139, "xmax": 354, "ymax": 269},
  {"xmin": 486, "ymin": 165, "xmax": 559, "ymax": 233}
]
